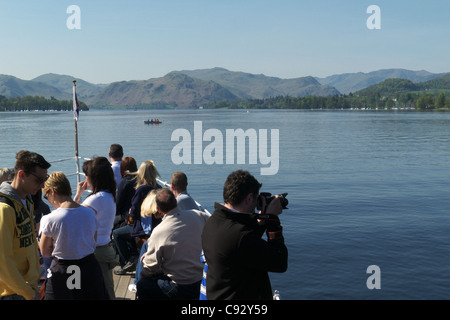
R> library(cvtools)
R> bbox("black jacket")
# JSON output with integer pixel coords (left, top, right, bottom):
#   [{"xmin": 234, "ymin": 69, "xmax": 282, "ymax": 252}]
[
  {"xmin": 115, "ymin": 175, "xmax": 137, "ymax": 218},
  {"xmin": 201, "ymin": 203, "xmax": 288, "ymax": 300}
]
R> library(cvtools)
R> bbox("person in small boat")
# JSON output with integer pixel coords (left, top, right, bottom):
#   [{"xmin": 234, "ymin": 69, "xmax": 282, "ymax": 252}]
[
  {"xmin": 74, "ymin": 157, "xmax": 119, "ymax": 299},
  {"xmin": 39, "ymin": 172, "xmax": 109, "ymax": 300},
  {"xmin": 113, "ymin": 160, "xmax": 162, "ymax": 275}
]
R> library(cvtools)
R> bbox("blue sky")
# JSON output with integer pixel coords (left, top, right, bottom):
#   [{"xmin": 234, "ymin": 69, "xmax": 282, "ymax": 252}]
[{"xmin": 0, "ymin": 0, "xmax": 449, "ymax": 84}]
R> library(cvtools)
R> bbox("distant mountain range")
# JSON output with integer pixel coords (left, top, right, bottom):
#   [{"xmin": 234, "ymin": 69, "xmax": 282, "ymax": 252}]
[
  {"xmin": 0, "ymin": 74, "xmax": 65, "ymax": 99},
  {"xmin": 173, "ymin": 68, "xmax": 339, "ymax": 99},
  {"xmin": 88, "ymin": 72, "xmax": 238, "ymax": 108},
  {"xmin": 0, "ymin": 68, "xmax": 447, "ymax": 108},
  {"xmin": 316, "ymin": 69, "xmax": 447, "ymax": 94}
]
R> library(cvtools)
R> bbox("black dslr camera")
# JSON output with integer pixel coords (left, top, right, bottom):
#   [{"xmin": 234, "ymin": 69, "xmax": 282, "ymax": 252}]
[{"xmin": 256, "ymin": 192, "xmax": 288, "ymax": 211}]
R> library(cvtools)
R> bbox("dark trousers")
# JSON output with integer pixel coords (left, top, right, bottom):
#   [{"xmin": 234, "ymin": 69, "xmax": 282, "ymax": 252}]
[
  {"xmin": 44, "ymin": 253, "xmax": 109, "ymax": 300},
  {"xmin": 0, "ymin": 294, "xmax": 26, "ymax": 300},
  {"xmin": 136, "ymin": 273, "xmax": 201, "ymax": 300},
  {"xmin": 112, "ymin": 224, "xmax": 139, "ymax": 267}
]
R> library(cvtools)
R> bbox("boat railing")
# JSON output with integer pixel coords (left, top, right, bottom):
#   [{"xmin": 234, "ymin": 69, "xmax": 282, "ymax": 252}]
[
  {"xmin": 49, "ymin": 156, "xmax": 210, "ymax": 214},
  {"xmin": 49, "ymin": 155, "xmax": 90, "ymax": 184}
]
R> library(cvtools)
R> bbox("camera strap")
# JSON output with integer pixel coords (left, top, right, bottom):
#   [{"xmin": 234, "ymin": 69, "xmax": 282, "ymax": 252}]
[{"xmin": 254, "ymin": 213, "xmax": 283, "ymax": 242}]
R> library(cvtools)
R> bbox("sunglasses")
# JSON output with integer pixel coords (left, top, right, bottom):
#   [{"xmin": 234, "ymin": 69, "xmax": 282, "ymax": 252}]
[
  {"xmin": 29, "ymin": 172, "xmax": 49, "ymax": 184},
  {"xmin": 43, "ymin": 190, "xmax": 50, "ymax": 200}
]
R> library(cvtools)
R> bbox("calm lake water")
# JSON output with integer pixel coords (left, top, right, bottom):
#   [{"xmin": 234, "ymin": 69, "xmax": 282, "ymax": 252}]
[{"xmin": 1, "ymin": 109, "xmax": 449, "ymax": 300}]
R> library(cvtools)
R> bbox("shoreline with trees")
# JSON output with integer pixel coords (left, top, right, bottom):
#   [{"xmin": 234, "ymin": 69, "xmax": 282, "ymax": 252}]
[{"xmin": 0, "ymin": 95, "xmax": 89, "ymax": 112}]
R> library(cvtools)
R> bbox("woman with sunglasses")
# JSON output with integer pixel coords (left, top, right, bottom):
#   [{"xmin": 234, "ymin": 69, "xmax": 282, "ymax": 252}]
[
  {"xmin": 73, "ymin": 156, "xmax": 119, "ymax": 300},
  {"xmin": 39, "ymin": 171, "xmax": 108, "ymax": 300}
]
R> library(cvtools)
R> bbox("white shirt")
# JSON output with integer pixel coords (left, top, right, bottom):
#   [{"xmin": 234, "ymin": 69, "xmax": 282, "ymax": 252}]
[
  {"xmin": 83, "ymin": 191, "xmax": 116, "ymax": 246},
  {"xmin": 111, "ymin": 160, "xmax": 122, "ymax": 189},
  {"xmin": 40, "ymin": 206, "xmax": 98, "ymax": 260}
]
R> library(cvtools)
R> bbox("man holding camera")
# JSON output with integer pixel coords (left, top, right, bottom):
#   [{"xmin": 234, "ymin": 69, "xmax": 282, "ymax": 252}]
[{"xmin": 201, "ymin": 170, "xmax": 288, "ymax": 300}]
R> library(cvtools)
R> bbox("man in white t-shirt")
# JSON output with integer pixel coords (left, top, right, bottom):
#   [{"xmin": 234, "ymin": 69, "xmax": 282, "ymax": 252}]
[{"xmin": 108, "ymin": 144, "xmax": 123, "ymax": 189}]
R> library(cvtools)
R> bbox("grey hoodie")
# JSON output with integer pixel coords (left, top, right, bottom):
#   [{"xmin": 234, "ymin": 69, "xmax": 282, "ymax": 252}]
[{"xmin": 0, "ymin": 181, "xmax": 33, "ymax": 206}]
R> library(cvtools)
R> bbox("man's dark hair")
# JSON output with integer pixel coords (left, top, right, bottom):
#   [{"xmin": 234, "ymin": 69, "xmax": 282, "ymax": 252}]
[
  {"xmin": 170, "ymin": 172, "xmax": 188, "ymax": 192},
  {"xmin": 109, "ymin": 144, "xmax": 123, "ymax": 159},
  {"xmin": 155, "ymin": 188, "xmax": 177, "ymax": 213},
  {"xmin": 223, "ymin": 170, "xmax": 262, "ymax": 206},
  {"xmin": 14, "ymin": 150, "xmax": 51, "ymax": 175}
]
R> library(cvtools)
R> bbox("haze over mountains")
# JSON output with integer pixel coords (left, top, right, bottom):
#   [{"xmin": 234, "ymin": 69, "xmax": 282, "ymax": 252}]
[
  {"xmin": 316, "ymin": 69, "xmax": 447, "ymax": 94},
  {"xmin": 0, "ymin": 68, "xmax": 447, "ymax": 108},
  {"xmin": 173, "ymin": 68, "xmax": 339, "ymax": 99}
]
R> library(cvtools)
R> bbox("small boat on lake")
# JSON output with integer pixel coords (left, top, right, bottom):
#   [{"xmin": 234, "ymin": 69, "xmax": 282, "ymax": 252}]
[{"xmin": 144, "ymin": 119, "xmax": 162, "ymax": 125}]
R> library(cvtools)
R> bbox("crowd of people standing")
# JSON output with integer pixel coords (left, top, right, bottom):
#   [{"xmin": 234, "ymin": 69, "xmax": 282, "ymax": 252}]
[{"xmin": 0, "ymin": 145, "xmax": 288, "ymax": 301}]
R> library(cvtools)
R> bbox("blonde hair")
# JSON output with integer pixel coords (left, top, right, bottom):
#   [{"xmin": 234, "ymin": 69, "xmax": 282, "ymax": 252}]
[
  {"xmin": 131, "ymin": 160, "xmax": 160, "ymax": 189},
  {"xmin": 140, "ymin": 189, "xmax": 160, "ymax": 218},
  {"xmin": 42, "ymin": 171, "xmax": 72, "ymax": 197}
]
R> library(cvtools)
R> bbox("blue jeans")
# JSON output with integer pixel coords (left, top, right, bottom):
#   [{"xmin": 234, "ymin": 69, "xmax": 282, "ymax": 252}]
[
  {"xmin": 136, "ymin": 274, "xmax": 201, "ymax": 300},
  {"xmin": 0, "ymin": 294, "xmax": 26, "ymax": 300},
  {"xmin": 134, "ymin": 240, "xmax": 148, "ymax": 285}
]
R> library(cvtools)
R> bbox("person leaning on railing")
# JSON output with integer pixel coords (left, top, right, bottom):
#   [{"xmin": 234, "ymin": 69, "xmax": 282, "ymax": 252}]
[{"xmin": 73, "ymin": 157, "xmax": 119, "ymax": 300}]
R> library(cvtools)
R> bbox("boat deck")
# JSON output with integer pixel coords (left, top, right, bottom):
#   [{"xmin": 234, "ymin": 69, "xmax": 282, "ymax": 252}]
[{"xmin": 113, "ymin": 268, "xmax": 136, "ymax": 300}]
